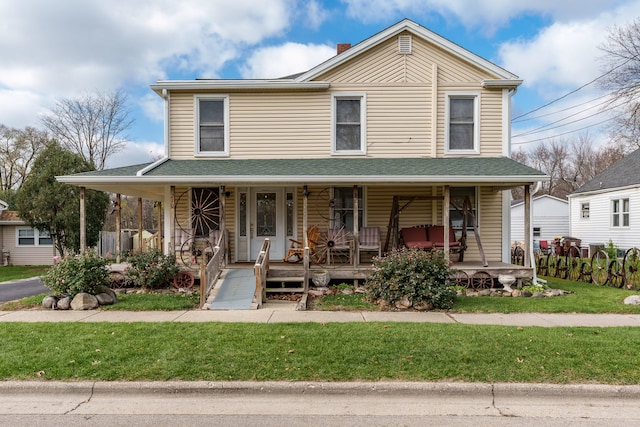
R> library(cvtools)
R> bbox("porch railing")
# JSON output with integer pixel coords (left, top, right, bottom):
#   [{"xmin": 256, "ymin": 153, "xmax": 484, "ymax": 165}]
[
  {"xmin": 200, "ymin": 229, "xmax": 227, "ymax": 307},
  {"xmin": 254, "ymin": 238, "xmax": 271, "ymax": 309}
]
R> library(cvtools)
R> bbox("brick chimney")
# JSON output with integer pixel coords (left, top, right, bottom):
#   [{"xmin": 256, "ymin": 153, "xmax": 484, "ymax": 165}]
[{"xmin": 337, "ymin": 43, "xmax": 351, "ymax": 54}]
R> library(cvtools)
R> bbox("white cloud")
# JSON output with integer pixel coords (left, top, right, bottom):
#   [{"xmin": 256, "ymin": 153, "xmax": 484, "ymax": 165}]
[
  {"xmin": 139, "ymin": 93, "xmax": 165, "ymax": 123},
  {"xmin": 304, "ymin": 0, "xmax": 330, "ymax": 30},
  {"xmin": 341, "ymin": 0, "xmax": 633, "ymax": 32},
  {"xmin": 105, "ymin": 140, "xmax": 165, "ymax": 169},
  {"xmin": 240, "ymin": 42, "xmax": 336, "ymax": 79}
]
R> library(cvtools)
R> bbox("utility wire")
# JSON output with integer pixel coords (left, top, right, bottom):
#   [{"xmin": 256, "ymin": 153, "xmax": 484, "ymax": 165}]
[
  {"xmin": 512, "ymin": 55, "xmax": 637, "ymax": 121},
  {"xmin": 512, "ymin": 117, "xmax": 615, "ymax": 145}
]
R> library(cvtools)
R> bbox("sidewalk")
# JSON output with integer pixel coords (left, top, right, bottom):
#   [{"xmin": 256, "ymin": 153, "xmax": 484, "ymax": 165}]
[{"xmin": 2, "ymin": 301, "xmax": 640, "ymax": 326}]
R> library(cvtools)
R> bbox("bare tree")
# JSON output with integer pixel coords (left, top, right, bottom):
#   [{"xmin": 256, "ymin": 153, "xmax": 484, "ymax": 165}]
[
  {"xmin": 599, "ymin": 18, "xmax": 640, "ymax": 151},
  {"xmin": 511, "ymin": 133, "xmax": 625, "ymax": 200},
  {"xmin": 0, "ymin": 125, "xmax": 50, "ymax": 191},
  {"xmin": 41, "ymin": 89, "xmax": 133, "ymax": 170}
]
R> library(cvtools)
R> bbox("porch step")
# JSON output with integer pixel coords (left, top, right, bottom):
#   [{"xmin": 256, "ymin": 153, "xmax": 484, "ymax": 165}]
[
  {"xmin": 266, "ymin": 275, "xmax": 305, "ymax": 293},
  {"xmin": 266, "ymin": 287, "xmax": 305, "ymax": 293}
]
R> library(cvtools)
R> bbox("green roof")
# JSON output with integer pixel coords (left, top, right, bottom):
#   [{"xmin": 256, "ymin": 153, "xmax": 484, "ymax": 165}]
[{"xmin": 71, "ymin": 158, "xmax": 545, "ymax": 178}]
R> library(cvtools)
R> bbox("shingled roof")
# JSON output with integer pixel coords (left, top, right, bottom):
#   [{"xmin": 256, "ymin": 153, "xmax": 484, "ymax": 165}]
[{"xmin": 572, "ymin": 148, "xmax": 640, "ymax": 195}]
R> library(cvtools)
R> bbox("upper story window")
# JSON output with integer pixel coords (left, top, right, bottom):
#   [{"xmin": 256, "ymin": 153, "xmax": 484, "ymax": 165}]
[
  {"xmin": 446, "ymin": 93, "xmax": 480, "ymax": 154},
  {"xmin": 332, "ymin": 94, "xmax": 366, "ymax": 155},
  {"xmin": 17, "ymin": 228, "xmax": 52, "ymax": 247},
  {"xmin": 195, "ymin": 95, "xmax": 229, "ymax": 156},
  {"xmin": 612, "ymin": 198, "xmax": 629, "ymax": 227},
  {"xmin": 581, "ymin": 202, "xmax": 590, "ymax": 219}
]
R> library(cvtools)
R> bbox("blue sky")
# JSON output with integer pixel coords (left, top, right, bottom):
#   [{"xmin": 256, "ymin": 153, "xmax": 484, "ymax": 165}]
[{"xmin": 1, "ymin": 0, "xmax": 639, "ymax": 167}]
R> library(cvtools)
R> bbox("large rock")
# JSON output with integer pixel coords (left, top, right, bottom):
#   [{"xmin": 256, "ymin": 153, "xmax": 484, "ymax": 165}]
[
  {"xmin": 56, "ymin": 296, "xmax": 71, "ymax": 310},
  {"xmin": 95, "ymin": 293, "xmax": 115, "ymax": 306},
  {"xmin": 95, "ymin": 285, "xmax": 117, "ymax": 302},
  {"xmin": 624, "ymin": 295, "xmax": 640, "ymax": 305},
  {"xmin": 42, "ymin": 295, "xmax": 58, "ymax": 309},
  {"xmin": 395, "ymin": 295, "xmax": 412, "ymax": 309},
  {"xmin": 71, "ymin": 293, "xmax": 99, "ymax": 310}
]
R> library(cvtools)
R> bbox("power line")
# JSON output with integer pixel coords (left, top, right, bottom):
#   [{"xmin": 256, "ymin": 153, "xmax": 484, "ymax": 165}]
[
  {"xmin": 512, "ymin": 55, "xmax": 637, "ymax": 121},
  {"xmin": 511, "ymin": 117, "xmax": 614, "ymax": 145},
  {"xmin": 512, "ymin": 92, "xmax": 611, "ymax": 124}
]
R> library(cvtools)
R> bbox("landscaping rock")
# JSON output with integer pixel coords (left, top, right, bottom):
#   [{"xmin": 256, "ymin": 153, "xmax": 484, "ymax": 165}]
[
  {"xmin": 522, "ymin": 290, "xmax": 533, "ymax": 297},
  {"xmin": 42, "ymin": 295, "xmax": 58, "ymax": 309},
  {"xmin": 95, "ymin": 285, "xmax": 117, "ymax": 301},
  {"xmin": 532, "ymin": 292, "xmax": 544, "ymax": 298},
  {"xmin": 478, "ymin": 289, "xmax": 492, "ymax": 296},
  {"xmin": 624, "ymin": 295, "xmax": 640, "ymax": 305},
  {"xmin": 395, "ymin": 295, "xmax": 412, "ymax": 309},
  {"xmin": 413, "ymin": 302, "xmax": 433, "ymax": 311},
  {"xmin": 95, "ymin": 293, "xmax": 115, "ymax": 306},
  {"xmin": 340, "ymin": 288, "xmax": 354, "ymax": 295},
  {"xmin": 511, "ymin": 289, "xmax": 522, "ymax": 298},
  {"xmin": 56, "ymin": 296, "xmax": 71, "ymax": 310},
  {"xmin": 71, "ymin": 293, "xmax": 99, "ymax": 310},
  {"xmin": 308, "ymin": 289, "xmax": 325, "ymax": 297}
]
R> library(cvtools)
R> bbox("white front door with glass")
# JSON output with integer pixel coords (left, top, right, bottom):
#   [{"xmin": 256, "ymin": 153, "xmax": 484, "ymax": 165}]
[{"xmin": 249, "ymin": 188, "xmax": 286, "ymax": 260}]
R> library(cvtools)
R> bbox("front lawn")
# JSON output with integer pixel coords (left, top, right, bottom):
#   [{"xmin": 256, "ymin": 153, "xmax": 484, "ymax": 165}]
[
  {"xmin": 1, "ymin": 321, "xmax": 639, "ymax": 384},
  {"xmin": 0, "ymin": 265, "xmax": 49, "ymax": 282}
]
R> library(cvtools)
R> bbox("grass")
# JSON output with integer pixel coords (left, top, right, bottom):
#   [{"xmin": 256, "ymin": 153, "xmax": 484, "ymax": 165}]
[
  {"xmin": 0, "ymin": 265, "xmax": 49, "ymax": 282},
  {"xmin": 0, "ymin": 321, "xmax": 639, "ymax": 384}
]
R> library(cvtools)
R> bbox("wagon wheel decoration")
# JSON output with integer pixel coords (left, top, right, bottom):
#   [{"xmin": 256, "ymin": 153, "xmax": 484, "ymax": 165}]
[
  {"xmin": 590, "ymin": 249, "xmax": 610, "ymax": 286},
  {"xmin": 546, "ymin": 254, "xmax": 559, "ymax": 278},
  {"xmin": 580, "ymin": 260, "xmax": 593, "ymax": 283},
  {"xmin": 536, "ymin": 255, "xmax": 548, "ymax": 276},
  {"xmin": 564, "ymin": 246, "xmax": 582, "ymax": 281},
  {"xmin": 451, "ymin": 270, "xmax": 470, "ymax": 288},
  {"xmin": 608, "ymin": 259, "xmax": 624, "ymax": 288},
  {"xmin": 623, "ymin": 247, "xmax": 640, "ymax": 290},
  {"xmin": 314, "ymin": 227, "xmax": 351, "ymax": 265},
  {"xmin": 470, "ymin": 271, "xmax": 493, "ymax": 290},
  {"xmin": 173, "ymin": 271, "xmax": 195, "ymax": 289},
  {"xmin": 174, "ymin": 188, "xmax": 220, "ymax": 266}
]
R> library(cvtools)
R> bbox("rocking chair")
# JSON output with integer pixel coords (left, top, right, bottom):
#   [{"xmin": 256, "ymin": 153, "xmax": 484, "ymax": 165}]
[{"xmin": 283, "ymin": 225, "xmax": 320, "ymax": 263}]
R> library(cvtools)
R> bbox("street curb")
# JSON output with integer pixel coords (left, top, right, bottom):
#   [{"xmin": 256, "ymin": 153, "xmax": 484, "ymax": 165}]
[{"xmin": 2, "ymin": 381, "xmax": 640, "ymax": 398}]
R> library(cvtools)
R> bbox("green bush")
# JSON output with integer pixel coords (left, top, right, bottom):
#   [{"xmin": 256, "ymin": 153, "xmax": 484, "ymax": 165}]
[
  {"xmin": 365, "ymin": 248, "xmax": 456, "ymax": 310},
  {"xmin": 41, "ymin": 251, "xmax": 110, "ymax": 296},
  {"xmin": 124, "ymin": 249, "xmax": 180, "ymax": 290}
]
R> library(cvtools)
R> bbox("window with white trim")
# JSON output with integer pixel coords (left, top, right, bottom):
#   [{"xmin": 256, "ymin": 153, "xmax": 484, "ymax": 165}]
[
  {"xmin": 17, "ymin": 228, "xmax": 52, "ymax": 247},
  {"xmin": 450, "ymin": 187, "xmax": 477, "ymax": 233},
  {"xmin": 612, "ymin": 198, "xmax": 629, "ymax": 227},
  {"xmin": 195, "ymin": 95, "xmax": 229, "ymax": 156},
  {"xmin": 581, "ymin": 202, "xmax": 590, "ymax": 219},
  {"xmin": 332, "ymin": 94, "xmax": 366, "ymax": 154},
  {"xmin": 446, "ymin": 93, "xmax": 480, "ymax": 153}
]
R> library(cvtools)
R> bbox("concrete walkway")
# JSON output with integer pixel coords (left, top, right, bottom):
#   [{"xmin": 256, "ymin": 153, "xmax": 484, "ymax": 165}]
[{"xmin": 2, "ymin": 301, "xmax": 640, "ymax": 326}]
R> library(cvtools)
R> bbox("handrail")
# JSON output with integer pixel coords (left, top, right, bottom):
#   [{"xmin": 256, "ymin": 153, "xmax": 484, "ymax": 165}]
[
  {"xmin": 254, "ymin": 238, "xmax": 271, "ymax": 309},
  {"xmin": 201, "ymin": 229, "xmax": 227, "ymax": 307}
]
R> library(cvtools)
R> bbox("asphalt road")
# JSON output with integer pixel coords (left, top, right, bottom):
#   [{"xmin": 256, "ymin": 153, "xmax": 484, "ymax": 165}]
[
  {"xmin": 1, "ymin": 381, "xmax": 639, "ymax": 426},
  {"xmin": 0, "ymin": 277, "xmax": 48, "ymax": 303}
]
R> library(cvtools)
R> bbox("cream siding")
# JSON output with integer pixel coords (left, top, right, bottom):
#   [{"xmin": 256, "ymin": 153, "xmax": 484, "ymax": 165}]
[{"xmin": 2, "ymin": 225, "xmax": 55, "ymax": 266}]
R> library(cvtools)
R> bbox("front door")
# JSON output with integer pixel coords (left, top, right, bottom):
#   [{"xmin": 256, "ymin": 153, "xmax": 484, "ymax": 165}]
[{"xmin": 250, "ymin": 188, "xmax": 285, "ymax": 260}]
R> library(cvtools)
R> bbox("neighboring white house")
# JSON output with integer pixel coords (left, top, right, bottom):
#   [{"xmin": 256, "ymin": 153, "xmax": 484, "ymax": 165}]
[
  {"xmin": 511, "ymin": 195, "xmax": 569, "ymax": 245},
  {"xmin": 569, "ymin": 148, "xmax": 640, "ymax": 254},
  {"xmin": 0, "ymin": 200, "xmax": 56, "ymax": 266}
]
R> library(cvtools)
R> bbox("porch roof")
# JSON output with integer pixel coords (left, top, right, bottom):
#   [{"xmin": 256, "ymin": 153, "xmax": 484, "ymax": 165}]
[{"xmin": 57, "ymin": 157, "xmax": 548, "ymax": 198}]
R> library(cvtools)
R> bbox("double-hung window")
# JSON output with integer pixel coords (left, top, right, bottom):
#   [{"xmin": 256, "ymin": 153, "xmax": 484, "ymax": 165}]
[
  {"xmin": 17, "ymin": 228, "xmax": 52, "ymax": 247},
  {"xmin": 612, "ymin": 198, "xmax": 630, "ymax": 227},
  {"xmin": 195, "ymin": 95, "xmax": 229, "ymax": 156},
  {"xmin": 446, "ymin": 93, "xmax": 480, "ymax": 154},
  {"xmin": 581, "ymin": 202, "xmax": 590, "ymax": 219},
  {"xmin": 333, "ymin": 94, "xmax": 366, "ymax": 154},
  {"xmin": 450, "ymin": 187, "xmax": 477, "ymax": 233}
]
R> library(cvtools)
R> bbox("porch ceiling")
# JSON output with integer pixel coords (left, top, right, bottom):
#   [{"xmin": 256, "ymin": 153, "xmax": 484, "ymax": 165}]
[{"xmin": 57, "ymin": 157, "xmax": 548, "ymax": 196}]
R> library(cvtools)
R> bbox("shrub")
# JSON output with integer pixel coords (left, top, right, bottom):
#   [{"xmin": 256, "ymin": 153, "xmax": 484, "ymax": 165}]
[
  {"xmin": 41, "ymin": 251, "xmax": 110, "ymax": 296},
  {"xmin": 124, "ymin": 249, "xmax": 181, "ymax": 290},
  {"xmin": 365, "ymin": 248, "xmax": 456, "ymax": 310}
]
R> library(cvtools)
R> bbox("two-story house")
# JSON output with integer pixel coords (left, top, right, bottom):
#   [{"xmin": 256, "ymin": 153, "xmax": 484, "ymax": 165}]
[{"xmin": 59, "ymin": 19, "xmax": 548, "ymax": 290}]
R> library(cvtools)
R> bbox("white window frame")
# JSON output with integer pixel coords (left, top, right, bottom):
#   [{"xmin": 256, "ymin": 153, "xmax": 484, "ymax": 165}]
[
  {"xmin": 16, "ymin": 227, "xmax": 53, "ymax": 247},
  {"xmin": 445, "ymin": 92, "xmax": 480, "ymax": 155},
  {"xmin": 332, "ymin": 93, "xmax": 366, "ymax": 155},
  {"xmin": 580, "ymin": 202, "xmax": 590, "ymax": 219},
  {"xmin": 194, "ymin": 94, "xmax": 229, "ymax": 157},
  {"xmin": 611, "ymin": 198, "xmax": 630, "ymax": 228}
]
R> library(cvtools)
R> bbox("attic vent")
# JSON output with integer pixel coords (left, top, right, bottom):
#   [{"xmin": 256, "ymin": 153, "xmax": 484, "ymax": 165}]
[{"xmin": 398, "ymin": 35, "xmax": 412, "ymax": 54}]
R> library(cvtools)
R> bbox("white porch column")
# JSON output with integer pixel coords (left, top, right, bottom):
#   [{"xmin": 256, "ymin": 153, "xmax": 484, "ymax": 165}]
[
  {"xmin": 137, "ymin": 197, "xmax": 143, "ymax": 250},
  {"xmin": 80, "ymin": 186, "xmax": 86, "ymax": 252},
  {"xmin": 115, "ymin": 194, "xmax": 121, "ymax": 262},
  {"xmin": 443, "ymin": 185, "xmax": 450, "ymax": 262},
  {"xmin": 170, "ymin": 185, "xmax": 176, "ymax": 256},
  {"xmin": 524, "ymin": 184, "xmax": 531, "ymax": 268}
]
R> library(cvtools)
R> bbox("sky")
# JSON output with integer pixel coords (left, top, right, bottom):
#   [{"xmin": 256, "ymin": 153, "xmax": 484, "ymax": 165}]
[{"xmin": 1, "ymin": 0, "xmax": 640, "ymax": 168}]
